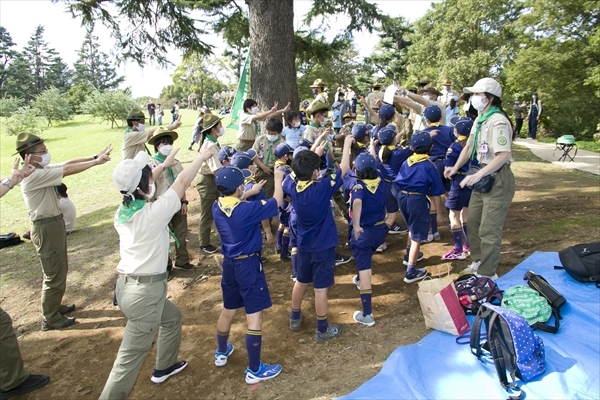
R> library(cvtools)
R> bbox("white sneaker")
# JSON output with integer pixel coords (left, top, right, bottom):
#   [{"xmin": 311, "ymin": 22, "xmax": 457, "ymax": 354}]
[
  {"xmin": 464, "ymin": 260, "xmax": 481, "ymax": 274},
  {"xmin": 475, "ymin": 272, "xmax": 499, "ymax": 280},
  {"xmin": 375, "ymin": 242, "xmax": 387, "ymax": 253},
  {"xmin": 421, "ymin": 233, "xmax": 434, "ymax": 244}
]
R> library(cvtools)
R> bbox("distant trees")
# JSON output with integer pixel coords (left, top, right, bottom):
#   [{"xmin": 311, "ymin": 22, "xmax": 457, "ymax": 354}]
[{"xmin": 81, "ymin": 90, "xmax": 137, "ymax": 128}]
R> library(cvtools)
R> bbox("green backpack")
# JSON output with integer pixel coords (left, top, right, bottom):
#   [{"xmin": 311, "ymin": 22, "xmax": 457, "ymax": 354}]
[{"xmin": 501, "ymin": 285, "xmax": 559, "ymax": 333}]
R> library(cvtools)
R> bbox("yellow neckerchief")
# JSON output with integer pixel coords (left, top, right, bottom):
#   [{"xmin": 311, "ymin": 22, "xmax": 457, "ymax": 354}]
[
  {"xmin": 244, "ymin": 174, "xmax": 255, "ymax": 184},
  {"xmin": 407, "ymin": 154, "xmax": 430, "ymax": 167},
  {"xmin": 457, "ymin": 135, "xmax": 468, "ymax": 142},
  {"xmin": 378, "ymin": 145, "xmax": 397, "ymax": 160},
  {"xmin": 357, "ymin": 141, "xmax": 367, "ymax": 149},
  {"xmin": 296, "ymin": 180, "xmax": 314, "ymax": 192},
  {"xmin": 428, "ymin": 122, "xmax": 441, "ymax": 127},
  {"xmin": 275, "ymin": 160, "xmax": 291, "ymax": 171},
  {"xmin": 359, "ymin": 178, "xmax": 381, "ymax": 194},
  {"xmin": 217, "ymin": 196, "xmax": 242, "ymax": 218}
]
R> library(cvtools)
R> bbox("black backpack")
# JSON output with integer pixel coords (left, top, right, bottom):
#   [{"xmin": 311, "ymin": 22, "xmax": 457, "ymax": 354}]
[
  {"xmin": 0, "ymin": 232, "xmax": 23, "ymax": 249},
  {"xmin": 171, "ymin": 105, "xmax": 176, "ymax": 114},
  {"xmin": 556, "ymin": 242, "xmax": 600, "ymax": 287}
]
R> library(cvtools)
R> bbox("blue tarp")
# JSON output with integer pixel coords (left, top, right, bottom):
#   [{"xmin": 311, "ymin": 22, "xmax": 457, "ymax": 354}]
[{"xmin": 340, "ymin": 251, "xmax": 600, "ymax": 400}]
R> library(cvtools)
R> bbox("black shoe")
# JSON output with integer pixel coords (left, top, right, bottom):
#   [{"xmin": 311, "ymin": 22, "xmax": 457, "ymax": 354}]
[
  {"xmin": 335, "ymin": 253, "xmax": 352, "ymax": 266},
  {"xmin": 275, "ymin": 247, "xmax": 282, "ymax": 255},
  {"xmin": 0, "ymin": 374, "xmax": 49, "ymax": 399},
  {"xmin": 167, "ymin": 265, "xmax": 173, "ymax": 281},
  {"xmin": 41, "ymin": 317, "xmax": 75, "ymax": 331},
  {"xmin": 280, "ymin": 255, "xmax": 291, "ymax": 261},
  {"xmin": 151, "ymin": 361, "xmax": 188, "ymax": 383},
  {"xmin": 174, "ymin": 262, "xmax": 194, "ymax": 270},
  {"xmin": 200, "ymin": 245, "xmax": 218, "ymax": 254},
  {"xmin": 260, "ymin": 256, "xmax": 268, "ymax": 263},
  {"xmin": 59, "ymin": 304, "xmax": 75, "ymax": 315}
]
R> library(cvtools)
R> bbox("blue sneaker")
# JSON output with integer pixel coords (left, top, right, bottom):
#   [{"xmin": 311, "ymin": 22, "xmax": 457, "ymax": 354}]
[
  {"xmin": 215, "ymin": 343, "xmax": 234, "ymax": 367},
  {"xmin": 244, "ymin": 361, "xmax": 282, "ymax": 384},
  {"xmin": 403, "ymin": 252, "xmax": 424, "ymax": 265},
  {"xmin": 404, "ymin": 268, "xmax": 428, "ymax": 283}
]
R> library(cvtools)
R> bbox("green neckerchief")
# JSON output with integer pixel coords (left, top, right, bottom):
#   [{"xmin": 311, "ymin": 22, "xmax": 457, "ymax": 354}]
[
  {"xmin": 153, "ymin": 152, "xmax": 176, "ymax": 183},
  {"xmin": 264, "ymin": 136, "xmax": 281, "ymax": 166},
  {"xmin": 204, "ymin": 134, "xmax": 221, "ymax": 149},
  {"xmin": 469, "ymin": 105, "xmax": 502, "ymax": 160},
  {"xmin": 309, "ymin": 121, "xmax": 319, "ymax": 129},
  {"xmin": 116, "ymin": 199, "xmax": 180, "ymax": 247},
  {"xmin": 124, "ymin": 127, "xmax": 152, "ymax": 156}
]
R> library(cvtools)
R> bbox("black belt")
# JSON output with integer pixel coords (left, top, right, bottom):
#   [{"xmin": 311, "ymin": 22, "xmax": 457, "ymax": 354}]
[
  {"xmin": 238, "ymin": 139, "xmax": 255, "ymax": 143},
  {"xmin": 120, "ymin": 272, "xmax": 168, "ymax": 283},
  {"xmin": 32, "ymin": 214, "xmax": 63, "ymax": 225}
]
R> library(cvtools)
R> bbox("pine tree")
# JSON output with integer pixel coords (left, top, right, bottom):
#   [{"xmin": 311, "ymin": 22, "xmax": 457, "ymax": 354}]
[{"xmin": 73, "ymin": 27, "xmax": 124, "ymax": 90}]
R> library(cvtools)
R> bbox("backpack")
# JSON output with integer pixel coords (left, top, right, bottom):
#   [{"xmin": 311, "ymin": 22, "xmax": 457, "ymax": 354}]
[
  {"xmin": 523, "ymin": 270, "xmax": 566, "ymax": 333},
  {"xmin": 470, "ymin": 303, "xmax": 546, "ymax": 398},
  {"xmin": 0, "ymin": 232, "xmax": 23, "ymax": 249},
  {"xmin": 501, "ymin": 285, "xmax": 560, "ymax": 333},
  {"xmin": 171, "ymin": 105, "xmax": 176, "ymax": 114},
  {"xmin": 556, "ymin": 242, "xmax": 600, "ymax": 286},
  {"xmin": 454, "ymin": 274, "xmax": 503, "ymax": 313}
]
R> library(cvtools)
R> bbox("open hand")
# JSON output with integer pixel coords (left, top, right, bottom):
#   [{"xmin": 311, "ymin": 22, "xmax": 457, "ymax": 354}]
[{"xmin": 163, "ymin": 147, "xmax": 180, "ymax": 168}]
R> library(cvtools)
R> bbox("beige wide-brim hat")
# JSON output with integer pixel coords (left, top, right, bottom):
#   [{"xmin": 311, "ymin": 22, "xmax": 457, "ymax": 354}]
[
  {"xmin": 310, "ymin": 78, "xmax": 326, "ymax": 88},
  {"xmin": 201, "ymin": 114, "xmax": 224, "ymax": 133},
  {"xmin": 148, "ymin": 126, "xmax": 179, "ymax": 145},
  {"xmin": 306, "ymin": 98, "xmax": 330, "ymax": 116},
  {"xmin": 14, "ymin": 132, "xmax": 44, "ymax": 155},
  {"xmin": 418, "ymin": 83, "xmax": 442, "ymax": 96}
]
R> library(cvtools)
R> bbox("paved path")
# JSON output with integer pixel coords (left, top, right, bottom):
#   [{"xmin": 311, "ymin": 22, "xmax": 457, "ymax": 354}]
[{"xmin": 514, "ymin": 138, "xmax": 600, "ymax": 176}]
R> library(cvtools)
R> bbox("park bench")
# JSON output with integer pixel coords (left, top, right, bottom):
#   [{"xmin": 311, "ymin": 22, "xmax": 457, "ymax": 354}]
[{"xmin": 554, "ymin": 135, "xmax": 577, "ymax": 162}]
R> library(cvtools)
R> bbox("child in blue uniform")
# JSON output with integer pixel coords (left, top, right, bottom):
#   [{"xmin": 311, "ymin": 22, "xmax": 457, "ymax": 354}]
[
  {"xmin": 421, "ymin": 105, "xmax": 455, "ymax": 242},
  {"xmin": 348, "ymin": 153, "xmax": 388, "ymax": 327},
  {"xmin": 284, "ymin": 136, "xmax": 353, "ymax": 343},
  {"xmin": 350, "ymin": 124, "xmax": 370, "ymax": 161},
  {"xmin": 273, "ymin": 143, "xmax": 294, "ymax": 261},
  {"xmin": 218, "ymin": 146, "xmax": 236, "ymax": 166},
  {"xmin": 394, "ymin": 132, "xmax": 445, "ymax": 283},
  {"xmin": 443, "ymin": 117, "xmax": 474, "ymax": 260},
  {"xmin": 213, "ymin": 165, "xmax": 284, "ymax": 384}
]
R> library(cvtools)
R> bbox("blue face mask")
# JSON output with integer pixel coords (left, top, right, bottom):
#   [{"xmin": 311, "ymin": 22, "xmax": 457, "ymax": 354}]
[{"xmin": 312, "ymin": 89, "xmax": 318, "ymax": 97}]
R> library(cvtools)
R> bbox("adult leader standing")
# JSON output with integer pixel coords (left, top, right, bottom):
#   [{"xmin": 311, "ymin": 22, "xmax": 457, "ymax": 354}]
[
  {"xmin": 100, "ymin": 142, "xmax": 216, "ymax": 399},
  {"xmin": 444, "ymin": 77, "xmax": 515, "ymax": 280}
]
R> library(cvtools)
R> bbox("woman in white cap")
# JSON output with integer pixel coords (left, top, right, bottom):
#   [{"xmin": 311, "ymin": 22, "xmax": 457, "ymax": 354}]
[
  {"xmin": 100, "ymin": 142, "xmax": 216, "ymax": 400},
  {"xmin": 444, "ymin": 77, "xmax": 515, "ymax": 280}
]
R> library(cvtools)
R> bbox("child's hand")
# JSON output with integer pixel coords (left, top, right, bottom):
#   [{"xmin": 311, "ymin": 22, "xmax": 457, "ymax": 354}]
[
  {"xmin": 314, "ymin": 140, "xmax": 327, "ymax": 157},
  {"xmin": 344, "ymin": 135, "xmax": 355, "ymax": 148},
  {"xmin": 436, "ymin": 214, "xmax": 445, "ymax": 226},
  {"xmin": 274, "ymin": 167, "xmax": 284, "ymax": 182},
  {"xmin": 247, "ymin": 180, "xmax": 266, "ymax": 197},
  {"xmin": 163, "ymin": 147, "xmax": 180, "ymax": 168},
  {"xmin": 353, "ymin": 226, "xmax": 363, "ymax": 240},
  {"xmin": 265, "ymin": 230, "xmax": 274, "ymax": 244}
]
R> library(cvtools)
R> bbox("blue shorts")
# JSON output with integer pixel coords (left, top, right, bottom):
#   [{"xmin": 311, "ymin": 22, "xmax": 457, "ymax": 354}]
[
  {"xmin": 350, "ymin": 224, "xmax": 388, "ymax": 271},
  {"xmin": 445, "ymin": 175, "xmax": 471, "ymax": 211},
  {"xmin": 221, "ymin": 255, "xmax": 272, "ymax": 314},
  {"xmin": 398, "ymin": 193, "xmax": 430, "ymax": 242},
  {"xmin": 289, "ymin": 209, "xmax": 297, "ymax": 247},
  {"xmin": 384, "ymin": 180, "xmax": 399, "ymax": 213},
  {"xmin": 279, "ymin": 201, "xmax": 290, "ymax": 226},
  {"xmin": 296, "ymin": 247, "xmax": 336, "ymax": 289},
  {"xmin": 434, "ymin": 160, "xmax": 451, "ymax": 193}
]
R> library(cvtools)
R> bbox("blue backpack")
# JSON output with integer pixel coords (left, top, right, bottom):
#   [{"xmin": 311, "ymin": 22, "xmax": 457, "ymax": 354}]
[{"xmin": 470, "ymin": 303, "xmax": 545, "ymax": 398}]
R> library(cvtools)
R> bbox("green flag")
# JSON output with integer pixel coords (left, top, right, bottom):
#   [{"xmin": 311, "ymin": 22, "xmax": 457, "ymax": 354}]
[{"xmin": 226, "ymin": 52, "xmax": 251, "ymax": 130}]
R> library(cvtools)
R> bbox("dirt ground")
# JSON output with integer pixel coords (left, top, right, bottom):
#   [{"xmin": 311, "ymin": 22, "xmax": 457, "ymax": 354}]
[{"xmin": 1, "ymin": 146, "xmax": 599, "ymax": 399}]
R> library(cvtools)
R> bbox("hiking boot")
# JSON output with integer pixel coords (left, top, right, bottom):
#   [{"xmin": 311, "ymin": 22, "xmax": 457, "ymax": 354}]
[
  {"xmin": 443, "ymin": 248, "xmax": 467, "ymax": 260},
  {"xmin": 244, "ymin": 361, "xmax": 282, "ymax": 384},
  {"xmin": 215, "ymin": 343, "xmax": 234, "ymax": 367},
  {"xmin": 290, "ymin": 311, "xmax": 302, "ymax": 331},
  {"xmin": 151, "ymin": 360, "xmax": 188, "ymax": 383},
  {"xmin": 335, "ymin": 253, "xmax": 352, "ymax": 266},
  {"xmin": 352, "ymin": 275, "xmax": 360, "ymax": 290},
  {"xmin": 404, "ymin": 268, "xmax": 428, "ymax": 284},
  {"xmin": 315, "ymin": 323, "xmax": 345, "ymax": 343},
  {"xmin": 59, "ymin": 304, "xmax": 75, "ymax": 315},
  {"xmin": 353, "ymin": 311, "xmax": 375, "ymax": 327},
  {"xmin": 375, "ymin": 242, "xmax": 387, "ymax": 253},
  {"xmin": 388, "ymin": 224, "xmax": 408, "ymax": 235},
  {"xmin": 403, "ymin": 252, "xmax": 424, "ymax": 265},
  {"xmin": 200, "ymin": 245, "xmax": 218, "ymax": 254},
  {"xmin": 41, "ymin": 317, "xmax": 75, "ymax": 331},
  {"xmin": 0, "ymin": 374, "xmax": 49, "ymax": 399},
  {"xmin": 174, "ymin": 262, "xmax": 194, "ymax": 270}
]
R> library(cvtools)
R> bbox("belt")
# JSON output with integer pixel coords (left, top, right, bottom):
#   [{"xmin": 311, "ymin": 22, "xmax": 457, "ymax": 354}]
[
  {"xmin": 374, "ymin": 220, "xmax": 386, "ymax": 226},
  {"xmin": 120, "ymin": 272, "xmax": 168, "ymax": 283},
  {"xmin": 233, "ymin": 253, "xmax": 259, "ymax": 260},
  {"xmin": 384, "ymin": 178, "xmax": 394, "ymax": 183},
  {"xmin": 238, "ymin": 139, "xmax": 255, "ymax": 143},
  {"xmin": 401, "ymin": 191, "xmax": 422, "ymax": 195},
  {"xmin": 456, "ymin": 172, "xmax": 466, "ymax": 175},
  {"xmin": 32, "ymin": 214, "xmax": 63, "ymax": 225}
]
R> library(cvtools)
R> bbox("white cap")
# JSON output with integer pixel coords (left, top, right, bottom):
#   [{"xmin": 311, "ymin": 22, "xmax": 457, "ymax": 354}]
[
  {"xmin": 463, "ymin": 77, "xmax": 502, "ymax": 98},
  {"xmin": 113, "ymin": 151, "xmax": 150, "ymax": 194}
]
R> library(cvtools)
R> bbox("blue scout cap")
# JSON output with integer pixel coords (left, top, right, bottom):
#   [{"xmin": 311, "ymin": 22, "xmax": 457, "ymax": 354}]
[
  {"xmin": 298, "ymin": 138, "xmax": 313, "ymax": 148},
  {"xmin": 293, "ymin": 146, "xmax": 309, "ymax": 159},
  {"xmin": 230, "ymin": 150, "xmax": 255, "ymax": 169},
  {"xmin": 449, "ymin": 115, "xmax": 461, "ymax": 127},
  {"xmin": 377, "ymin": 125, "xmax": 396, "ymax": 145},
  {"xmin": 410, "ymin": 131, "xmax": 432, "ymax": 152},
  {"xmin": 352, "ymin": 123, "xmax": 369, "ymax": 141},
  {"xmin": 301, "ymin": 100, "xmax": 309, "ymax": 107},
  {"xmin": 274, "ymin": 143, "xmax": 293, "ymax": 158},
  {"xmin": 354, "ymin": 153, "xmax": 377, "ymax": 172},
  {"xmin": 218, "ymin": 146, "xmax": 236, "ymax": 162},
  {"xmin": 424, "ymin": 105, "xmax": 442, "ymax": 122},
  {"xmin": 455, "ymin": 118, "xmax": 474, "ymax": 136},
  {"xmin": 215, "ymin": 166, "xmax": 251, "ymax": 193},
  {"xmin": 379, "ymin": 104, "xmax": 395, "ymax": 120}
]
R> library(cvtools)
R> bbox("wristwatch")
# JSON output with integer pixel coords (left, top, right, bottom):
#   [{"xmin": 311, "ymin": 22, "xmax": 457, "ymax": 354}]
[
  {"xmin": 2, "ymin": 178, "xmax": 14, "ymax": 190},
  {"xmin": 181, "ymin": 200, "xmax": 189, "ymax": 205}
]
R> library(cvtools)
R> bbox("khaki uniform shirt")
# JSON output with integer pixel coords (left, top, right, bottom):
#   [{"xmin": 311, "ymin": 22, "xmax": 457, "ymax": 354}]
[
  {"xmin": 20, "ymin": 165, "xmax": 63, "ymax": 221},
  {"xmin": 253, "ymin": 135, "xmax": 283, "ymax": 167},
  {"xmin": 150, "ymin": 158, "xmax": 184, "ymax": 198},
  {"xmin": 467, "ymin": 113, "xmax": 514, "ymax": 165},
  {"xmin": 431, "ymin": 99, "xmax": 447, "ymax": 126},
  {"xmin": 440, "ymin": 88, "xmax": 460, "ymax": 105},
  {"xmin": 302, "ymin": 124, "xmax": 333, "ymax": 152},
  {"xmin": 122, "ymin": 129, "xmax": 149, "ymax": 160},
  {"xmin": 200, "ymin": 139, "xmax": 221, "ymax": 175},
  {"xmin": 367, "ymin": 91, "xmax": 385, "ymax": 109},
  {"xmin": 238, "ymin": 112, "xmax": 258, "ymax": 141}
]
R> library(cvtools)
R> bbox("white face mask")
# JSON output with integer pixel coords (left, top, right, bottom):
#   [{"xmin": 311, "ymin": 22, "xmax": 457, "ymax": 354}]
[
  {"xmin": 136, "ymin": 123, "xmax": 146, "ymax": 132},
  {"xmin": 422, "ymin": 94, "xmax": 431, "ymax": 100},
  {"xmin": 251, "ymin": 106, "xmax": 259, "ymax": 115},
  {"xmin": 266, "ymin": 134, "xmax": 279, "ymax": 142},
  {"xmin": 293, "ymin": 121, "xmax": 301, "ymax": 128},
  {"xmin": 320, "ymin": 117, "xmax": 329, "ymax": 127},
  {"xmin": 218, "ymin": 126, "xmax": 225, "ymax": 137},
  {"xmin": 471, "ymin": 94, "xmax": 489, "ymax": 111},
  {"xmin": 147, "ymin": 183, "xmax": 156, "ymax": 199},
  {"xmin": 39, "ymin": 152, "xmax": 51, "ymax": 167},
  {"xmin": 159, "ymin": 145, "xmax": 172, "ymax": 156}
]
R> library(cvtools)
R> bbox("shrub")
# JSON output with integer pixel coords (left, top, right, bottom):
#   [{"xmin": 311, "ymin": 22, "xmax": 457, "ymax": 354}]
[
  {"xmin": 81, "ymin": 90, "xmax": 137, "ymax": 128},
  {"xmin": 32, "ymin": 87, "xmax": 72, "ymax": 126},
  {"xmin": 4, "ymin": 107, "xmax": 43, "ymax": 136},
  {"xmin": 0, "ymin": 96, "xmax": 24, "ymax": 118}
]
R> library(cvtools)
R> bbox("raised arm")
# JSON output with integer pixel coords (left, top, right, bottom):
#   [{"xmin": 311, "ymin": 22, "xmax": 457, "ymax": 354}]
[{"xmin": 170, "ymin": 142, "xmax": 217, "ymax": 198}]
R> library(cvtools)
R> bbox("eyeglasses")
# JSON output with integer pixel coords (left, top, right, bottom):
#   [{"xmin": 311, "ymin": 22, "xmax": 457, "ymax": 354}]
[{"xmin": 29, "ymin": 149, "xmax": 48, "ymax": 155}]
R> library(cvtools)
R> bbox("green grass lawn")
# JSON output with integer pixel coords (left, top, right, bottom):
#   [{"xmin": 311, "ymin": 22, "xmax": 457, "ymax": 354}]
[{"xmin": 0, "ymin": 109, "xmax": 239, "ymax": 235}]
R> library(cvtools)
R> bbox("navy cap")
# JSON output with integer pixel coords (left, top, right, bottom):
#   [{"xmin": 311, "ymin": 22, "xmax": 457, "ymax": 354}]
[
  {"xmin": 301, "ymin": 100, "xmax": 309, "ymax": 107},
  {"xmin": 274, "ymin": 143, "xmax": 293, "ymax": 158},
  {"xmin": 449, "ymin": 115, "xmax": 461, "ymax": 127},
  {"xmin": 455, "ymin": 117, "xmax": 474, "ymax": 136},
  {"xmin": 410, "ymin": 132, "xmax": 433, "ymax": 152},
  {"xmin": 293, "ymin": 146, "xmax": 309, "ymax": 159},
  {"xmin": 354, "ymin": 153, "xmax": 377, "ymax": 172},
  {"xmin": 215, "ymin": 166, "xmax": 251, "ymax": 193},
  {"xmin": 377, "ymin": 125, "xmax": 397, "ymax": 145},
  {"xmin": 379, "ymin": 104, "xmax": 395, "ymax": 120},
  {"xmin": 230, "ymin": 150, "xmax": 255, "ymax": 169},
  {"xmin": 352, "ymin": 123, "xmax": 369, "ymax": 141},
  {"xmin": 298, "ymin": 138, "xmax": 313, "ymax": 148},
  {"xmin": 424, "ymin": 105, "xmax": 442, "ymax": 122},
  {"xmin": 218, "ymin": 146, "xmax": 236, "ymax": 162}
]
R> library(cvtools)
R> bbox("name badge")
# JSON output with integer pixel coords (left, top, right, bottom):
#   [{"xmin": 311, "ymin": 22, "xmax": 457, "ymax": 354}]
[{"xmin": 480, "ymin": 142, "xmax": 488, "ymax": 162}]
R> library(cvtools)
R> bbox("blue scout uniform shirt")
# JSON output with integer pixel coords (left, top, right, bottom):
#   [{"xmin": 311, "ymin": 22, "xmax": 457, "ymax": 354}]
[
  {"xmin": 342, "ymin": 170, "xmax": 358, "ymax": 202},
  {"xmin": 213, "ymin": 197, "xmax": 279, "ymax": 258},
  {"xmin": 423, "ymin": 125, "xmax": 455, "ymax": 162},
  {"xmin": 350, "ymin": 174, "xmax": 386, "ymax": 226},
  {"xmin": 377, "ymin": 146, "xmax": 413, "ymax": 182},
  {"xmin": 394, "ymin": 156, "xmax": 445, "ymax": 196},
  {"xmin": 275, "ymin": 161, "xmax": 292, "ymax": 214},
  {"xmin": 244, "ymin": 177, "xmax": 267, "ymax": 202},
  {"xmin": 282, "ymin": 169, "xmax": 343, "ymax": 252},
  {"xmin": 444, "ymin": 141, "xmax": 471, "ymax": 172}
]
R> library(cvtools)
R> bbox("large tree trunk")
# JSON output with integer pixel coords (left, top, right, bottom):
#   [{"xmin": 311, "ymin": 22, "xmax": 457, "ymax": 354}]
[{"xmin": 247, "ymin": 0, "xmax": 299, "ymax": 120}]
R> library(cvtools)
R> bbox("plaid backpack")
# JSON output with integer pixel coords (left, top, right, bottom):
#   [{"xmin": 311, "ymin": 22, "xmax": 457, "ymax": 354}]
[
  {"xmin": 454, "ymin": 274, "xmax": 503, "ymax": 313},
  {"xmin": 470, "ymin": 303, "xmax": 546, "ymax": 398}
]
